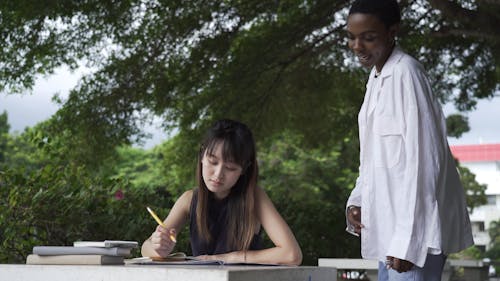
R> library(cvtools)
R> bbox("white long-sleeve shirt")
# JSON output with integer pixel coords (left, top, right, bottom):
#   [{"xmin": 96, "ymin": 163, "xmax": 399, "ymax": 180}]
[{"xmin": 346, "ymin": 47, "xmax": 473, "ymax": 267}]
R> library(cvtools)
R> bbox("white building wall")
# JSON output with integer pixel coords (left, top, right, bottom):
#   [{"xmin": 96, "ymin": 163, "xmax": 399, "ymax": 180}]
[
  {"xmin": 465, "ymin": 162, "xmax": 500, "ymax": 195},
  {"xmin": 463, "ymin": 160, "xmax": 500, "ymax": 250}
]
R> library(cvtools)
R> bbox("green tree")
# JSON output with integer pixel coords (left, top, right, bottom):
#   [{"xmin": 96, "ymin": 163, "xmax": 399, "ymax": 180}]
[
  {"xmin": 0, "ymin": 111, "xmax": 10, "ymax": 163},
  {"xmin": 457, "ymin": 165, "xmax": 487, "ymax": 213},
  {"xmin": 425, "ymin": 0, "xmax": 500, "ymax": 109},
  {"xmin": 427, "ymin": 0, "xmax": 500, "ymax": 47},
  {"xmin": 258, "ymin": 131, "xmax": 360, "ymax": 264},
  {"xmin": 446, "ymin": 114, "xmax": 470, "ymax": 138},
  {"xmin": 104, "ymin": 146, "xmax": 167, "ymax": 190},
  {"xmin": 0, "ymin": 161, "xmax": 183, "ymax": 263},
  {"xmin": 0, "ymin": 107, "xmax": 489, "ymax": 265},
  {"xmin": 0, "ymin": 113, "xmax": 48, "ymax": 172},
  {"xmin": 0, "ymin": 120, "xmax": 196, "ymax": 263},
  {"xmin": 1, "ymin": 1, "xmax": 498, "ymax": 154},
  {"xmin": 487, "ymin": 220, "xmax": 500, "ymax": 260}
]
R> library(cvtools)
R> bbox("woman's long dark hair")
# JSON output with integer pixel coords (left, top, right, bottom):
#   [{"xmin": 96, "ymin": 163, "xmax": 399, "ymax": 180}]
[{"xmin": 195, "ymin": 119, "xmax": 258, "ymax": 251}]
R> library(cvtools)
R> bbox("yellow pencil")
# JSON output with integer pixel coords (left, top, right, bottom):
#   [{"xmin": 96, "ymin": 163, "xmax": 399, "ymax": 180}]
[{"xmin": 146, "ymin": 206, "xmax": 177, "ymax": 243}]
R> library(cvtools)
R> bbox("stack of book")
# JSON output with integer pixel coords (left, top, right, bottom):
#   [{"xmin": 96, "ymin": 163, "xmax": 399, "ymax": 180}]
[{"xmin": 26, "ymin": 240, "xmax": 138, "ymax": 265}]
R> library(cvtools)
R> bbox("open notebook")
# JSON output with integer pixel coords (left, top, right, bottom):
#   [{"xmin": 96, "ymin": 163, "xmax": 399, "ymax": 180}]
[
  {"xmin": 126, "ymin": 252, "xmax": 280, "ymax": 266},
  {"xmin": 126, "ymin": 252, "xmax": 223, "ymax": 265}
]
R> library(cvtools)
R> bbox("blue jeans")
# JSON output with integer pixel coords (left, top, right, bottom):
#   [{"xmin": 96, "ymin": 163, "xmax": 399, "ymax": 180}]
[{"xmin": 378, "ymin": 254, "xmax": 447, "ymax": 281}]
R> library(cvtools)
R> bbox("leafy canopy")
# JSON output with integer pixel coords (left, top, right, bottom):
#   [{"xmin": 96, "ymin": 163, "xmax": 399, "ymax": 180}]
[{"xmin": 1, "ymin": 0, "xmax": 498, "ymax": 151}]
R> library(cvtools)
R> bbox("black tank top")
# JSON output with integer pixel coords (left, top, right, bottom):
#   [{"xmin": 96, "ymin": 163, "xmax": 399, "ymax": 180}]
[{"xmin": 189, "ymin": 189, "xmax": 262, "ymax": 255}]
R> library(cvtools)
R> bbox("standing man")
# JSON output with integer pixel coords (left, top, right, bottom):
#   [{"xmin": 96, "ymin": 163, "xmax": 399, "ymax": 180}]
[{"xmin": 344, "ymin": 0, "xmax": 473, "ymax": 280}]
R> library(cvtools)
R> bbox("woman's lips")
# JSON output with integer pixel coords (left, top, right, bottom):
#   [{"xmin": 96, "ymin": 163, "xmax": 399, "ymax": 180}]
[{"xmin": 210, "ymin": 179, "xmax": 223, "ymax": 186}]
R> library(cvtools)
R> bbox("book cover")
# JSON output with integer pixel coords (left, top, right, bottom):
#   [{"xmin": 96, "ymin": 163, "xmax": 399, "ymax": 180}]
[
  {"xmin": 73, "ymin": 240, "xmax": 138, "ymax": 249},
  {"xmin": 26, "ymin": 254, "xmax": 124, "ymax": 265},
  {"xmin": 33, "ymin": 246, "xmax": 131, "ymax": 256}
]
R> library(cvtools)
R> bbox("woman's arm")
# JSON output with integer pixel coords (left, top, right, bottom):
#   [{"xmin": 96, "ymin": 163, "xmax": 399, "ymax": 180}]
[
  {"xmin": 251, "ymin": 187, "xmax": 303, "ymax": 265},
  {"xmin": 200, "ymin": 187, "xmax": 302, "ymax": 265},
  {"xmin": 141, "ymin": 190, "xmax": 192, "ymax": 257}
]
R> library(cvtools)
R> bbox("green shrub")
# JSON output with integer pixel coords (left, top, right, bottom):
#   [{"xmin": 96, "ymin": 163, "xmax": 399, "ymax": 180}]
[
  {"xmin": 0, "ymin": 163, "xmax": 188, "ymax": 263},
  {"xmin": 259, "ymin": 132, "xmax": 361, "ymax": 265}
]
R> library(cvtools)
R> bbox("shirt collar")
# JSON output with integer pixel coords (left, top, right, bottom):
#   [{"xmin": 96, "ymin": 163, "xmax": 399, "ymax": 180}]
[{"xmin": 370, "ymin": 46, "xmax": 404, "ymax": 79}]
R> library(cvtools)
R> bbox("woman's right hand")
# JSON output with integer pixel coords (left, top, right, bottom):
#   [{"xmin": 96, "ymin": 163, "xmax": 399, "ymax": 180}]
[
  {"xmin": 149, "ymin": 225, "xmax": 177, "ymax": 257},
  {"xmin": 347, "ymin": 206, "xmax": 363, "ymax": 236}
]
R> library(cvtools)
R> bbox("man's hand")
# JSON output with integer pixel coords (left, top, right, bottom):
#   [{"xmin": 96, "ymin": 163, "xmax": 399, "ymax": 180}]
[
  {"xmin": 346, "ymin": 206, "xmax": 363, "ymax": 235},
  {"xmin": 386, "ymin": 256, "xmax": 414, "ymax": 273}
]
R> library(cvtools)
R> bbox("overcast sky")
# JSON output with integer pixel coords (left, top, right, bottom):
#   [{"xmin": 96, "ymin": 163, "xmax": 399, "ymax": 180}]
[
  {"xmin": 0, "ymin": 66, "xmax": 169, "ymax": 149},
  {"xmin": 1, "ymin": 67, "xmax": 499, "ymax": 149}
]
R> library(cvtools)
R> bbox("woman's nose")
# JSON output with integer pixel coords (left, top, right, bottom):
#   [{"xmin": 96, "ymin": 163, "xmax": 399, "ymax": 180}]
[{"xmin": 214, "ymin": 165, "xmax": 224, "ymax": 179}]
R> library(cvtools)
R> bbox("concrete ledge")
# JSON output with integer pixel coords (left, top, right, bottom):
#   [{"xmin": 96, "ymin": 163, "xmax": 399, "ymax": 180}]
[
  {"xmin": 318, "ymin": 258, "xmax": 378, "ymax": 270},
  {"xmin": 448, "ymin": 259, "xmax": 489, "ymax": 267},
  {"xmin": 318, "ymin": 258, "xmax": 495, "ymax": 281},
  {"xmin": 0, "ymin": 264, "xmax": 336, "ymax": 281},
  {"xmin": 448, "ymin": 259, "xmax": 491, "ymax": 281}
]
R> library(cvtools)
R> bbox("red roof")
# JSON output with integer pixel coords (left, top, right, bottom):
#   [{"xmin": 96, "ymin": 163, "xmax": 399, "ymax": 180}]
[{"xmin": 450, "ymin": 143, "xmax": 500, "ymax": 162}]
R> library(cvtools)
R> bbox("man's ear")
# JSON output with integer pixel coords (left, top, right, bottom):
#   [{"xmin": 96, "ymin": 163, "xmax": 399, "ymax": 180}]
[{"xmin": 389, "ymin": 23, "xmax": 400, "ymax": 41}]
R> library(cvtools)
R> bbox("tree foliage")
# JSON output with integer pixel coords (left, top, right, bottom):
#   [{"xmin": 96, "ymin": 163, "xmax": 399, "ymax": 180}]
[
  {"xmin": 427, "ymin": 0, "xmax": 500, "ymax": 44},
  {"xmin": 446, "ymin": 113, "xmax": 470, "ymax": 138},
  {"xmin": 0, "ymin": 116, "xmax": 361, "ymax": 264},
  {"xmin": 258, "ymin": 131, "xmax": 361, "ymax": 264},
  {"xmin": 104, "ymin": 146, "xmax": 167, "ymax": 190},
  {"xmin": 457, "ymin": 165, "xmax": 487, "ymax": 213},
  {"xmin": 0, "ymin": 164, "xmax": 186, "ymax": 263},
  {"xmin": 0, "ymin": 111, "xmax": 10, "ymax": 163},
  {"xmin": 487, "ymin": 220, "xmax": 500, "ymax": 261},
  {"xmin": 0, "ymin": 108, "xmax": 489, "ymax": 265},
  {"xmin": 0, "ymin": 120, "xmax": 186, "ymax": 263},
  {"xmin": 1, "ymin": 0, "xmax": 498, "ymax": 153}
]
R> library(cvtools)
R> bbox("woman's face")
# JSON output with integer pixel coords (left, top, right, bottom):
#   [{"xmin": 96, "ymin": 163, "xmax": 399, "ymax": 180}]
[
  {"xmin": 201, "ymin": 141, "xmax": 243, "ymax": 199},
  {"xmin": 346, "ymin": 13, "xmax": 396, "ymax": 71}
]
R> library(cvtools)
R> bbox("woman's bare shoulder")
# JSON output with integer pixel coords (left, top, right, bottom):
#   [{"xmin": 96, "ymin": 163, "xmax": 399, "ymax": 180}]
[
  {"xmin": 180, "ymin": 189, "xmax": 195, "ymax": 201},
  {"xmin": 255, "ymin": 186, "xmax": 269, "ymax": 197},
  {"xmin": 175, "ymin": 189, "xmax": 195, "ymax": 212}
]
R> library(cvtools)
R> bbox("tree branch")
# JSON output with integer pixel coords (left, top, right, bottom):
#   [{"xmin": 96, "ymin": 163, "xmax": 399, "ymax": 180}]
[
  {"xmin": 427, "ymin": 0, "xmax": 478, "ymax": 25},
  {"xmin": 427, "ymin": 0, "xmax": 500, "ymax": 42},
  {"xmin": 431, "ymin": 27, "xmax": 500, "ymax": 42}
]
